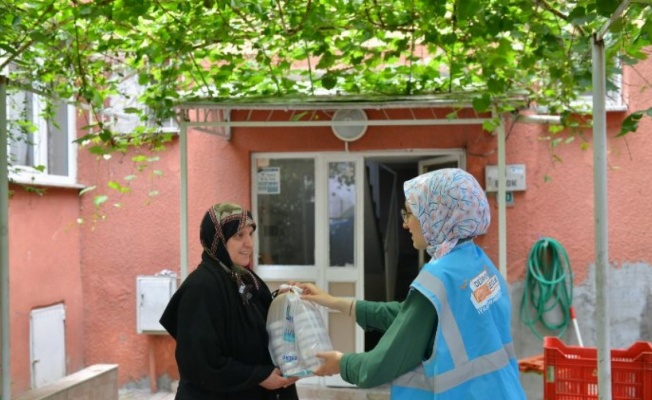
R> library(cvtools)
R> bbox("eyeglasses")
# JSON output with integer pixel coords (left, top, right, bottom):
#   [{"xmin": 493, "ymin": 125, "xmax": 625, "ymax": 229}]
[{"xmin": 400, "ymin": 209, "xmax": 412, "ymax": 223}]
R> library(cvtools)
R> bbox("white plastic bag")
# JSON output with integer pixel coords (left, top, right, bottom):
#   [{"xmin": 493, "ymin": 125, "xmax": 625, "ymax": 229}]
[{"xmin": 267, "ymin": 285, "xmax": 333, "ymax": 377}]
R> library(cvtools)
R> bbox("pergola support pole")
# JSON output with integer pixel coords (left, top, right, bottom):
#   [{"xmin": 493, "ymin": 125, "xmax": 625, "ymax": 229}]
[
  {"xmin": 592, "ymin": 2, "xmax": 631, "ymax": 397},
  {"xmin": 1, "ymin": 75, "xmax": 12, "ymax": 400},
  {"xmin": 492, "ymin": 108, "xmax": 508, "ymax": 278},
  {"xmin": 592, "ymin": 32, "xmax": 612, "ymax": 400},
  {"xmin": 180, "ymin": 123, "xmax": 189, "ymax": 281}
]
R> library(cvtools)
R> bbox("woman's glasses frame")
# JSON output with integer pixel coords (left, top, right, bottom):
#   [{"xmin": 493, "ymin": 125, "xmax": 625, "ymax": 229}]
[{"xmin": 400, "ymin": 209, "xmax": 412, "ymax": 223}]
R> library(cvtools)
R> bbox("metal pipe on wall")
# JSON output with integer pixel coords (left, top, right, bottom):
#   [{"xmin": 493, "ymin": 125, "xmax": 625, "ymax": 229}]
[
  {"xmin": 515, "ymin": 114, "xmax": 561, "ymax": 125},
  {"xmin": 183, "ymin": 118, "xmax": 490, "ymax": 128}
]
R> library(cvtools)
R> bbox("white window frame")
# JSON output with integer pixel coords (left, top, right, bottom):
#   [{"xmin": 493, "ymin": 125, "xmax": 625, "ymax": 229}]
[
  {"xmin": 6, "ymin": 87, "xmax": 79, "ymax": 187},
  {"xmin": 105, "ymin": 72, "xmax": 179, "ymax": 135},
  {"xmin": 573, "ymin": 74, "xmax": 627, "ymax": 112},
  {"xmin": 573, "ymin": 57, "xmax": 627, "ymax": 112}
]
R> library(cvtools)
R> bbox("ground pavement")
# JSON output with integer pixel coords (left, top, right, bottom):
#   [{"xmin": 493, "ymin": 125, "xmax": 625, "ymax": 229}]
[{"xmin": 119, "ymin": 388, "xmax": 175, "ymax": 400}]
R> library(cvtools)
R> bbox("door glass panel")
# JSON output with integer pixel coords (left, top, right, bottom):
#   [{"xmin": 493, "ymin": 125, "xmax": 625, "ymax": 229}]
[
  {"xmin": 328, "ymin": 161, "xmax": 355, "ymax": 266},
  {"xmin": 257, "ymin": 158, "xmax": 315, "ymax": 265},
  {"xmin": 328, "ymin": 282, "xmax": 356, "ymax": 353}
]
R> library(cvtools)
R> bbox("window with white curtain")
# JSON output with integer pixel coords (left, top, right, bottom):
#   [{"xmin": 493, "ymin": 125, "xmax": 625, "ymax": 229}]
[{"xmin": 6, "ymin": 86, "xmax": 77, "ymax": 186}]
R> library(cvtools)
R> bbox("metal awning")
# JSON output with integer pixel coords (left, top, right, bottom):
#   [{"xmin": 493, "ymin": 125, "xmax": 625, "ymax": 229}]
[
  {"xmin": 175, "ymin": 93, "xmax": 529, "ymax": 136},
  {"xmin": 174, "ymin": 93, "xmax": 528, "ymax": 283},
  {"xmin": 176, "ymin": 92, "xmax": 528, "ymax": 110}
]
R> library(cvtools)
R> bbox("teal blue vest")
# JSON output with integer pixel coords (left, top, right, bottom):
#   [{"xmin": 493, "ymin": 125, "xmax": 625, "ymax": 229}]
[{"xmin": 390, "ymin": 241, "xmax": 525, "ymax": 400}]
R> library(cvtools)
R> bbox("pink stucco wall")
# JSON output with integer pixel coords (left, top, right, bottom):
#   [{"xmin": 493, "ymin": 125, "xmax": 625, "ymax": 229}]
[
  {"xmin": 75, "ymin": 129, "xmax": 268, "ymax": 385},
  {"xmin": 7, "ymin": 187, "xmax": 85, "ymax": 395},
  {"xmin": 83, "ymin": 98, "xmax": 652, "ymax": 388},
  {"xmin": 7, "ymin": 53, "xmax": 651, "ymax": 394},
  {"xmin": 81, "ymin": 91, "xmax": 651, "ymax": 388}
]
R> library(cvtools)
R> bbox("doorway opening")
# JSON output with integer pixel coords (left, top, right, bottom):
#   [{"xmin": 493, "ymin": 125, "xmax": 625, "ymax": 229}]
[{"xmin": 362, "ymin": 155, "xmax": 461, "ymax": 351}]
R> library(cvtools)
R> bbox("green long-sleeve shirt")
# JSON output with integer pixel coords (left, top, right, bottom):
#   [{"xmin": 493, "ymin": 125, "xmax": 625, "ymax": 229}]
[{"xmin": 339, "ymin": 290, "xmax": 438, "ymax": 388}]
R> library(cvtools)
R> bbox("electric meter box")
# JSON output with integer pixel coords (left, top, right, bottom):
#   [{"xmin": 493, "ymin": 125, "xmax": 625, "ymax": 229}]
[{"xmin": 136, "ymin": 275, "xmax": 177, "ymax": 334}]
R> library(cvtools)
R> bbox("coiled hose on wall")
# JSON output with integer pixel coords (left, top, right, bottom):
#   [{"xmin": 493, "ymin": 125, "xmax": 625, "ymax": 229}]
[{"xmin": 519, "ymin": 237, "xmax": 574, "ymax": 340}]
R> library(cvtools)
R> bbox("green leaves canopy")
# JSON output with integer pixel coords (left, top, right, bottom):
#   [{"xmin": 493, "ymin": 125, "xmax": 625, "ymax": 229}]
[{"xmin": 1, "ymin": 0, "xmax": 651, "ymax": 141}]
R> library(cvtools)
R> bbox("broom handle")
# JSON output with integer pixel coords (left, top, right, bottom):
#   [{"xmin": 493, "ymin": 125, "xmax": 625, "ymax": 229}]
[{"xmin": 570, "ymin": 306, "xmax": 584, "ymax": 347}]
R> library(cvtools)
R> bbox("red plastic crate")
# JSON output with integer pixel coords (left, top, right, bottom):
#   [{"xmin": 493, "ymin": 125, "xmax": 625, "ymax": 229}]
[{"xmin": 543, "ymin": 336, "xmax": 652, "ymax": 400}]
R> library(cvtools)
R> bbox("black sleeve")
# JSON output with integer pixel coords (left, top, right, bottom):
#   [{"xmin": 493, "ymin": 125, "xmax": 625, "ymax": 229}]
[{"xmin": 162, "ymin": 276, "xmax": 274, "ymax": 393}]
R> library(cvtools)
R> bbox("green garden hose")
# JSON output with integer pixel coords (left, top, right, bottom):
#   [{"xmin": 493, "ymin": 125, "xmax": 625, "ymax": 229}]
[{"xmin": 519, "ymin": 237, "xmax": 574, "ymax": 340}]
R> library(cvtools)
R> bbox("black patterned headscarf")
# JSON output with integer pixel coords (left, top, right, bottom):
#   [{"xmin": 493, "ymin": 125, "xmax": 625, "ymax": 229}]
[
  {"xmin": 200, "ymin": 202, "xmax": 257, "ymax": 266},
  {"xmin": 200, "ymin": 202, "xmax": 260, "ymax": 303}
]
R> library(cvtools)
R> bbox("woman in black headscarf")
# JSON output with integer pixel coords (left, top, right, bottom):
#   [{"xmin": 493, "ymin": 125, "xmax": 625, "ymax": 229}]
[{"xmin": 160, "ymin": 202, "xmax": 299, "ymax": 400}]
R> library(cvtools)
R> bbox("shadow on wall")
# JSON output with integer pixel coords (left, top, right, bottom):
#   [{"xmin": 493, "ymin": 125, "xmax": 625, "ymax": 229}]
[{"xmin": 641, "ymin": 292, "xmax": 652, "ymax": 342}]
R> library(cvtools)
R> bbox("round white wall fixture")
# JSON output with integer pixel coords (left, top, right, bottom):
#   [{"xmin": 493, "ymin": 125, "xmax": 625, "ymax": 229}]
[{"xmin": 331, "ymin": 109, "xmax": 368, "ymax": 142}]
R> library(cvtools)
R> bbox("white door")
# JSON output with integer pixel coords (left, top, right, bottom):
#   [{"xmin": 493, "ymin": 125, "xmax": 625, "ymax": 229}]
[
  {"xmin": 322, "ymin": 156, "xmax": 364, "ymax": 387},
  {"xmin": 30, "ymin": 303, "xmax": 66, "ymax": 388},
  {"xmin": 252, "ymin": 154, "xmax": 363, "ymax": 387}
]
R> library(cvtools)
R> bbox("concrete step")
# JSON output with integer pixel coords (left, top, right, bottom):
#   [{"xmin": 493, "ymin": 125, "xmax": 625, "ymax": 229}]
[
  {"xmin": 297, "ymin": 384, "xmax": 389, "ymax": 400},
  {"xmin": 119, "ymin": 382, "xmax": 390, "ymax": 400}
]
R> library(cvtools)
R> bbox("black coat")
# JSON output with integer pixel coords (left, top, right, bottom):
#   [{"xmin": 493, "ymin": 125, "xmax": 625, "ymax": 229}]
[{"xmin": 160, "ymin": 259, "xmax": 299, "ymax": 400}]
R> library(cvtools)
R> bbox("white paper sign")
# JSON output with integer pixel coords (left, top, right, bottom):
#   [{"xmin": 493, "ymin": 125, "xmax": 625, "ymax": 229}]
[{"xmin": 258, "ymin": 167, "xmax": 281, "ymax": 194}]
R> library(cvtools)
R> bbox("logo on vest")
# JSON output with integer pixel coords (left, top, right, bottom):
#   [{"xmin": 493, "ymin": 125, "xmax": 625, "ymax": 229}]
[{"xmin": 469, "ymin": 269, "xmax": 501, "ymax": 313}]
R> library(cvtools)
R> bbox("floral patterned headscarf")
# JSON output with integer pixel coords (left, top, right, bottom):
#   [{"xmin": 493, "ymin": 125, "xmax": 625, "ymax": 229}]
[{"xmin": 403, "ymin": 168, "xmax": 490, "ymax": 260}]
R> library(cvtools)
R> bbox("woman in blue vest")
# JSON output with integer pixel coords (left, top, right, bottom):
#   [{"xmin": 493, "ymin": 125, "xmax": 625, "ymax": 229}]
[{"xmin": 298, "ymin": 168, "xmax": 526, "ymax": 399}]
